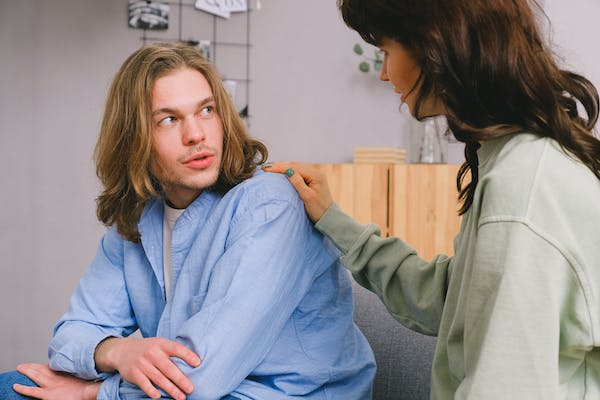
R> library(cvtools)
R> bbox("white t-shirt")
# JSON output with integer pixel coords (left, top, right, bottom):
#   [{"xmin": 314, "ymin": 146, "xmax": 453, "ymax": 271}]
[{"xmin": 163, "ymin": 202, "xmax": 185, "ymax": 302}]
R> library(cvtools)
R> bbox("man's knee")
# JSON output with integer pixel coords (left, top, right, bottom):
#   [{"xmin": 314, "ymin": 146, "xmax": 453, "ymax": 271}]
[{"xmin": 0, "ymin": 371, "xmax": 37, "ymax": 400}]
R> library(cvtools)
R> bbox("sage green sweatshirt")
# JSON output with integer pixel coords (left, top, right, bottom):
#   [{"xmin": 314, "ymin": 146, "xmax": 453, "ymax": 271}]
[{"xmin": 316, "ymin": 133, "xmax": 600, "ymax": 399}]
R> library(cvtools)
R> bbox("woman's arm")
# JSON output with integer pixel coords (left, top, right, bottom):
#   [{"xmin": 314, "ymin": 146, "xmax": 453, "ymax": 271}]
[
  {"xmin": 319, "ymin": 202, "xmax": 450, "ymax": 334},
  {"xmin": 263, "ymin": 162, "xmax": 452, "ymax": 335}
]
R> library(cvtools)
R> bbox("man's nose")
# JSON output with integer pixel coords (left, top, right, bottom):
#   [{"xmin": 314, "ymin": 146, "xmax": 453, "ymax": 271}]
[{"xmin": 182, "ymin": 117, "xmax": 206, "ymax": 145}]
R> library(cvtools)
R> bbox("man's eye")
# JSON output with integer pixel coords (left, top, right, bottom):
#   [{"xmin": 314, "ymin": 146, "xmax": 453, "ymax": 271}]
[
  {"xmin": 200, "ymin": 106, "xmax": 214, "ymax": 116},
  {"xmin": 158, "ymin": 116, "xmax": 176, "ymax": 126}
]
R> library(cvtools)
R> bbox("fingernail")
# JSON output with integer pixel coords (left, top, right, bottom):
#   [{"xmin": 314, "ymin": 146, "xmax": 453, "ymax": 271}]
[
  {"xmin": 261, "ymin": 162, "xmax": 272, "ymax": 169},
  {"xmin": 285, "ymin": 168, "xmax": 295, "ymax": 177}
]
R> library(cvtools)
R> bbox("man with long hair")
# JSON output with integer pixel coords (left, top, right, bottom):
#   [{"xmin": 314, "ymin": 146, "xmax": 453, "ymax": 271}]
[{"xmin": 0, "ymin": 42, "xmax": 375, "ymax": 400}]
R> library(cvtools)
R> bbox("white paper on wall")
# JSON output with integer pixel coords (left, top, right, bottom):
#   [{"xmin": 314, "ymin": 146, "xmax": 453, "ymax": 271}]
[
  {"xmin": 194, "ymin": 0, "xmax": 248, "ymax": 19},
  {"xmin": 227, "ymin": 0, "xmax": 248, "ymax": 12}
]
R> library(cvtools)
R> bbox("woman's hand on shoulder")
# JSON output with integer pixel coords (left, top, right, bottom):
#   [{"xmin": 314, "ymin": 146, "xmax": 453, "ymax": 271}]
[{"xmin": 262, "ymin": 162, "xmax": 333, "ymax": 223}]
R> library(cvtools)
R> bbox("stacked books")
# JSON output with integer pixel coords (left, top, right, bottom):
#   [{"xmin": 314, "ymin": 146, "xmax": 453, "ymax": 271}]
[{"xmin": 353, "ymin": 147, "xmax": 406, "ymax": 164}]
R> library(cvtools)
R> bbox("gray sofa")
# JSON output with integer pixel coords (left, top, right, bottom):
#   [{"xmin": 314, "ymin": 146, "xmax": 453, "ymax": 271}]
[{"xmin": 352, "ymin": 281, "xmax": 437, "ymax": 400}]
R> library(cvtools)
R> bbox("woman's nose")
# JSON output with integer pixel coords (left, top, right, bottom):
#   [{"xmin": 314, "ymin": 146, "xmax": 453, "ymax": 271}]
[
  {"xmin": 379, "ymin": 54, "xmax": 389, "ymax": 82},
  {"xmin": 379, "ymin": 63, "xmax": 389, "ymax": 81}
]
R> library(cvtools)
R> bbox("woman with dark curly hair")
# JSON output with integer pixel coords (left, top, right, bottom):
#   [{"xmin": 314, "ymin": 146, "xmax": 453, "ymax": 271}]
[{"xmin": 265, "ymin": 0, "xmax": 600, "ymax": 398}]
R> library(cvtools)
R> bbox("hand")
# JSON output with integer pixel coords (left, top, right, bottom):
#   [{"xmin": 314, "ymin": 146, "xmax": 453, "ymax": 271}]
[
  {"xmin": 94, "ymin": 337, "xmax": 201, "ymax": 400},
  {"xmin": 12, "ymin": 363, "xmax": 100, "ymax": 400},
  {"xmin": 262, "ymin": 162, "xmax": 333, "ymax": 223}
]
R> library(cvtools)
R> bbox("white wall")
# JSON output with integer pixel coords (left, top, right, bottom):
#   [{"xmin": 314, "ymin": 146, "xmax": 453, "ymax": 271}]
[
  {"xmin": 543, "ymin": 0, "xmax": 600, "ymax": 93},
  {"xmin": 0, "ymin": 0, "xmax": 139, "ymax": 369},
  {"xmin": 1, "ymin": 0, "xmax": 598, "ymax": 370},
  {"xmin": 249, "ymin": 0, "xmax": 410, "ymax": 163}
]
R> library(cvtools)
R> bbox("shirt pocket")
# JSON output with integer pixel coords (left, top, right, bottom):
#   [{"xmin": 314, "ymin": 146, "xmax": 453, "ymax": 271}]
[{"xmin": 188, "ymin": 291, "xmax": 208, "ymax": 315}]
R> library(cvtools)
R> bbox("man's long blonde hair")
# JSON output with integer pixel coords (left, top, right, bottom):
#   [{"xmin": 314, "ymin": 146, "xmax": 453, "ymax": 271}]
[{"xmin": 95, "ymin": 42, "xmax": 267, "ymax": 243}]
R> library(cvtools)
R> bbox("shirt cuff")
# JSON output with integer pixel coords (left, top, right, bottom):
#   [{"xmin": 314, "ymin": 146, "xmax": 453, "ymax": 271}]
[
  {"xmin": 97, "ymin": 374, "xmax": 121, "ymax": 400},
  {"xmin": 96, "ymin": 374, "xmax": 121, "ymax": 400},
  {"xmin": 49, "ymin": 332, "xmax": 116, "ymax": 381}
]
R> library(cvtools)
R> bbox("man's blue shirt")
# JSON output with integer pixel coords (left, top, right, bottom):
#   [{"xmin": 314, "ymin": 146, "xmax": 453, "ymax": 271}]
[{"xmin": 48, "ymin": 171, "xmax": 375, "ymax": 399}]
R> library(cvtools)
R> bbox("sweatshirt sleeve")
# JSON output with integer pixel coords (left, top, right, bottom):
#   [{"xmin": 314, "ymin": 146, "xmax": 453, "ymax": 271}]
[
  {"xmin": 455, "ymin": 219, "xmax": 593, "ymax": 399},
  {"xmin": 315, "ymin": 203, "xmax": 452, "ymax": 335}
]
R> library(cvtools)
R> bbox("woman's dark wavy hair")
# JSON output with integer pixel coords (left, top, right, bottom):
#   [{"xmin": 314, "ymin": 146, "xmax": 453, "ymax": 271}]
[
  {"xmin": 95, "ymin": 42, "xmax": 267, "ymax": 242},
  {"xmin": 339, "ymin": 0, "xmax": 599, "ymax": 214}
]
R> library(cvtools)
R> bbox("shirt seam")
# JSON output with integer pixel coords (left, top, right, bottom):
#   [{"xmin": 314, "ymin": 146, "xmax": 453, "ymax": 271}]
[
  {"xmin": 344, "ymin": 224, "xmax": 381, "ymax": 258},
  {"xmin": 479, "ymin": 215, "xmax": 597, "ymax": 344},
  {"xmin": 291, "ymin": 311, "xmax": 332, "ymax": 389}
]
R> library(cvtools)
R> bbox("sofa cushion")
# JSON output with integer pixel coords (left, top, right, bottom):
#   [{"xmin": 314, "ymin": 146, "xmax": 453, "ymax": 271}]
[{"xmin": 352, "ymin": 281, "xmax": 437, "ymax": 400}]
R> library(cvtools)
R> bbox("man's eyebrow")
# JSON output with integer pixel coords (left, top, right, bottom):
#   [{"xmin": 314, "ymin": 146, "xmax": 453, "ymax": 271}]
[{"xmin": 151, "ymin": 96, "xmax": 215, "ymax": 116}]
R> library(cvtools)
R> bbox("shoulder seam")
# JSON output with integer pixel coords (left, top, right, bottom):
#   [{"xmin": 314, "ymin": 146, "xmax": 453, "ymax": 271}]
[{"xmin": 479, "ymin": 216, "xmax": 597, "ymax": 343}]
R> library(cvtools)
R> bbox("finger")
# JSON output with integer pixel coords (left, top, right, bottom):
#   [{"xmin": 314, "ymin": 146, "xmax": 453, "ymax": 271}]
[
  {"xmin": 260, "ymin": 161, "xmax": 293, "ymax": 174},
  {"xmin": 155, "ymin": 357, "xmax": 194, "ymax": 395},
  {"xmin": 262, "ymin": 162, "xmax": 318, "ymax": 186},
  {"xmin": 146, "ymin": 364, "xmax": 187, "ymax": 400},
  {"xmin": 284, "ymin": 167, "xmax": 315, "ymax": 202},
  {"xmin": 131, "ymin": 371, "xmax": 162, "ymax": 400},
  {"xmin": 13, "ymin": 383, "xmax": 44, "ymax": 399},
  {"xmin": 16, "ymin": 363, "xmax": 52, "ymax": 387},
  {"xmin": 261, "ymin": 162, "xmax": 330, "ymax": 221},
  {"xmin": 162, "ymin": 340, "xmax": 201, "ymax": 368},
  {"xmin": 17, "ymin": 363, "xmax": 53, "ymax": 375}
]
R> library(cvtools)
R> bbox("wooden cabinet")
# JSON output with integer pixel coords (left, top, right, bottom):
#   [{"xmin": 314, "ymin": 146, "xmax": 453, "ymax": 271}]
[
  {"xmin": 312, "ymin": 164, "xmax": 462, "ymax": 260},
  {"xmin": 389, "ymin": 164, "xmax": 461, "ymax": 259},
  {"xmin": 310, "ymin": 163, "xmax": 390, "ymax": 235}
]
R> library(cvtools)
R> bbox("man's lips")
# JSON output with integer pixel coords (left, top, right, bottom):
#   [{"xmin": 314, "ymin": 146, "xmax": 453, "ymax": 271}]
[{"xmin": 183, "ymin": 152, "xmax": 215, "ymax": 169}]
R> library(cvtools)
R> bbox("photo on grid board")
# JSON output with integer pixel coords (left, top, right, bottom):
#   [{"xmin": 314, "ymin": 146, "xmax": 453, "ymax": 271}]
[{"xmin": 128, "ymin": 1, "xmax": 170, "ymax": 30}]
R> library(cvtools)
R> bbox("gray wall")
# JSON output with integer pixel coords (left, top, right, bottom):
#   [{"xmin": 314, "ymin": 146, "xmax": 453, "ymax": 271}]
[{"xmin": 1, "ymin": 0, "xmax": 599, "ymax": 370}]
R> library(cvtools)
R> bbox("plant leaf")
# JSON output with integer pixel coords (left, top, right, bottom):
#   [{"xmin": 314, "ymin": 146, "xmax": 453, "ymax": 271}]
[{"xmin": 374, "ymin": 59, "xmax": 383, "ymax": 71}]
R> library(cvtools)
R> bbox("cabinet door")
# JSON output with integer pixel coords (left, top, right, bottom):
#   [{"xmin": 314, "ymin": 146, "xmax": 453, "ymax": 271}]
[
  {"xmin": 312, "ymin": 163, "xmax": 390, "ymax": 236},
  {"xmin": 390, "ymin": 164, "xmax": 461, "ymax": 259}
]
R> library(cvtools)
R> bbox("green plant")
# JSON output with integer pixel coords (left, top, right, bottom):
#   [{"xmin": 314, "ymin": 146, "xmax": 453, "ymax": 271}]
[{"xmin": 353, "ymin": 43, "xmax": 383, "ymax": 73}]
